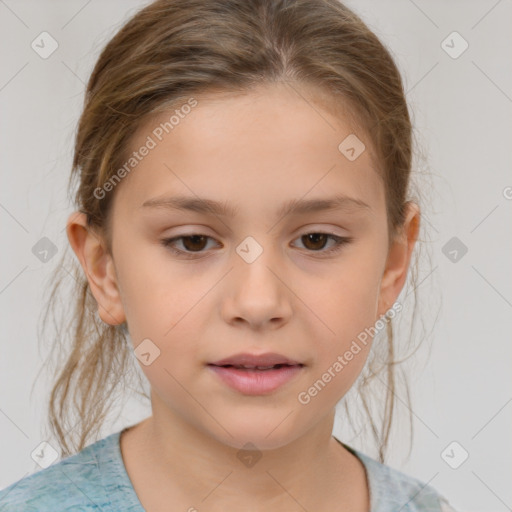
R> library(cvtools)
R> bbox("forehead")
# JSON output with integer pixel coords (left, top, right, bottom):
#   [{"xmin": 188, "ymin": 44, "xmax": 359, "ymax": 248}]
[{"xmin": 112, "ymin": 82, "xmax": 385, "ymax": 220}]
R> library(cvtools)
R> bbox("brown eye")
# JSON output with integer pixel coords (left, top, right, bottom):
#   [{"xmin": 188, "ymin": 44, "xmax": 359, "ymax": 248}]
[
  {"xmin": 180, "ymin": 235, "xmax": 208, "ymax": 251},
  {"xmin": 293, "ymin": 232, "xmax": 353, "ymax": 256},
  {"xmin": 301, "ymin": 233, "xmax": 330, "ymax": 251},
  {"xmin": 161, "ymin": 234, "xmax": 219, "ymax": 258}
]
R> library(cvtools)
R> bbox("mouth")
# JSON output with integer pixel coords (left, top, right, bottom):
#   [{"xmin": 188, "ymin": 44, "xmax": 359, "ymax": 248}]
[
  {"xmin": 208, "ymin": 363, "xmax": 304, "ymax": 371},
  {"xmin": 208, "ymin": 352, "xmax": 304, "ymax": 368},
  {"xmin": 207, "ymin": 353, "xmax": 305, "ymax": 395}
]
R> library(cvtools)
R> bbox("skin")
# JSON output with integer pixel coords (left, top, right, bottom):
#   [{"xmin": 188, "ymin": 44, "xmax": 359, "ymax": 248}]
[{"xmin": 67, "ymin": 82, "xmax": 420, "ymax": 511}]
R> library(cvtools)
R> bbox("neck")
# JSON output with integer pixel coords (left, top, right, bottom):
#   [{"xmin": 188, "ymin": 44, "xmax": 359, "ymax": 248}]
[{"xmin": 124, "ymin": 393, "xmax": 369, "ymax": 511}]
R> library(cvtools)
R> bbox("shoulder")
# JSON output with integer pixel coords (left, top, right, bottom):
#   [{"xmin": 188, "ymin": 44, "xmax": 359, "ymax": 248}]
[
  {"xmin": 0, "ymin": 434, "xmax": 115, "ymax": 511},
  {"xmin": 350, "ymin": 447, "xmax": 459, "ymax": 512}
]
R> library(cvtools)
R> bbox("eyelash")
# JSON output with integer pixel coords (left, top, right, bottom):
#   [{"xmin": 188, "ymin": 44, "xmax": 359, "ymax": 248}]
[{"xmin": 161, "ymin": 232, "xmax": 353, "ymax": 259}]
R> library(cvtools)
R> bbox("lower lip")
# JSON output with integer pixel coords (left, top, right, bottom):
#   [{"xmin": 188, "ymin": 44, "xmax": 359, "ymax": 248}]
[{"xmin": 207, "ymin": 364, "xmax": 304, "ymax": 395}]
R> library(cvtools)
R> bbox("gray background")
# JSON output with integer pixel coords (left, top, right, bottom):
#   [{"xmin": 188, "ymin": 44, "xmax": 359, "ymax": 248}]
[{"xmin": 1, "ymin": 1, "xmax": 511, "ymax": 511}]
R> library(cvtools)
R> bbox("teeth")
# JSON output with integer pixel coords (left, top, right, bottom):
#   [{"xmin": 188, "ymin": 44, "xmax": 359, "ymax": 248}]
[{"xmin": 234, "ymin": 365, "xmax": 279, "ymax": 370}]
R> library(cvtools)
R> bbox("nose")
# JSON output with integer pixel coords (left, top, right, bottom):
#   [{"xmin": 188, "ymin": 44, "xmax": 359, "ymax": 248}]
[{"xmin": 220, "ymin": 250, "xmax": 293, "ymax": 331}]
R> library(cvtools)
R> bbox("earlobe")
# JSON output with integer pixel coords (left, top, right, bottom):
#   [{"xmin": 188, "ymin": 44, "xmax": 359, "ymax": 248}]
[
  {"xmin": 66, "ymin": 211, "xmax": 126, "ymax": 326},
  {"xmin": 377, "ymin": 202, "xmax": 420, "ymax": 319}
]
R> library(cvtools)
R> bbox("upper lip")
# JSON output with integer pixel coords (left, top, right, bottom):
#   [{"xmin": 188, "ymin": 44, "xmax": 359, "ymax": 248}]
[{"xmin": 209, "ymin": 352, "xmax": 304, "ymax": 367}]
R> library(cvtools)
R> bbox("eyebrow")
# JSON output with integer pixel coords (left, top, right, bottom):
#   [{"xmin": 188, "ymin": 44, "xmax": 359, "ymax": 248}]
[{"xmin": 140, "ymin": 194, "xmax": 372, "ymax": 218}]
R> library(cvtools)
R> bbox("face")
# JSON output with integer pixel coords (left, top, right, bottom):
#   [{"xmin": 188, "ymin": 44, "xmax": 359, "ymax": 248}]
[{"xmin": 72, "ymin": 82, "xmax": 418, "ymax": 451}]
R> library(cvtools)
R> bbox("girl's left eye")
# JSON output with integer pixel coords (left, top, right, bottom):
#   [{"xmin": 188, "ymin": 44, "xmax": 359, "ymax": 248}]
[{"xmin": 161, "ymin": 232, "xmax": 352, "ymax": 259}]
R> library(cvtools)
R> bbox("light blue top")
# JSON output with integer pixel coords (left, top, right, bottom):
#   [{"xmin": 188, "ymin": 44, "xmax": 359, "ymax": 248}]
[{"xmin": 0, "ymin": 429, "xmax": 458, "ymax": 511}]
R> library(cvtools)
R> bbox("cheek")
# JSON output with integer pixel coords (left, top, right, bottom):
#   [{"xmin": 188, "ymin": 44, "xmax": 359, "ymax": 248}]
[
  {"xmin": 115, "ymin": 246, "xmax": 201, "ymax": 338},
  {"xmin": 305, "ymin": 258, "xmax": 382, "ymax": 340},
  {"xmin": 115, "ymin": 261, "xmax": 210, "ymax": 385},
  {"xmin": 302, "ymin": 255, "xmax": 382, "ymax": 386}
]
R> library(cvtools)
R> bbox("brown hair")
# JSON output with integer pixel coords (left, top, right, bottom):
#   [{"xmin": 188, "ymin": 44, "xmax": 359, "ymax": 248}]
[{"xmin": 39, "ymin": 0, "xmax": 432, "ymax": 461}]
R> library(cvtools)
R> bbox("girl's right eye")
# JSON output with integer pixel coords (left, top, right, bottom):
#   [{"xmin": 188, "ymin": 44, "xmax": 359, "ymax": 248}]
[{"xmin": 161, "ymin": 234, "xmax": 219, "ymax": 259}]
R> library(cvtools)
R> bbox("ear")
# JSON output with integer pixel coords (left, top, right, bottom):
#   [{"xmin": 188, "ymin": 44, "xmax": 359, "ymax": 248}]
[
  {"xmin": 377, "ymin": 202, "xmax": 420, "ymax": 318},
  {"xmin": 66, "ymin": 211, "xmax": 126, "ymax": 326}
]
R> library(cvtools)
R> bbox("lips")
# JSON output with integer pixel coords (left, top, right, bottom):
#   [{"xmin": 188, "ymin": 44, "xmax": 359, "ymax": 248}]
[
  {"xmin": 208, "ymin": 352, "xmax": 304, "ymax": 369},
  {"xmin": 207, "ymin": 352, "xmax": 305, "ymax": 395}
]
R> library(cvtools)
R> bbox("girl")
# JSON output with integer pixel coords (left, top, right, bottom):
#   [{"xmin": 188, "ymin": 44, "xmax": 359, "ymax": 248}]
[{"xmin": 0, "ymin": 0, "xmax": 458, "ymax": 510}]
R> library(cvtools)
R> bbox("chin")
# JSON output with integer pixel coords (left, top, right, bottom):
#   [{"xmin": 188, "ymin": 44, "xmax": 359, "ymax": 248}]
[{"xmin": 202, "ymin": 410, "xmax": 306, "ymax": 452}]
